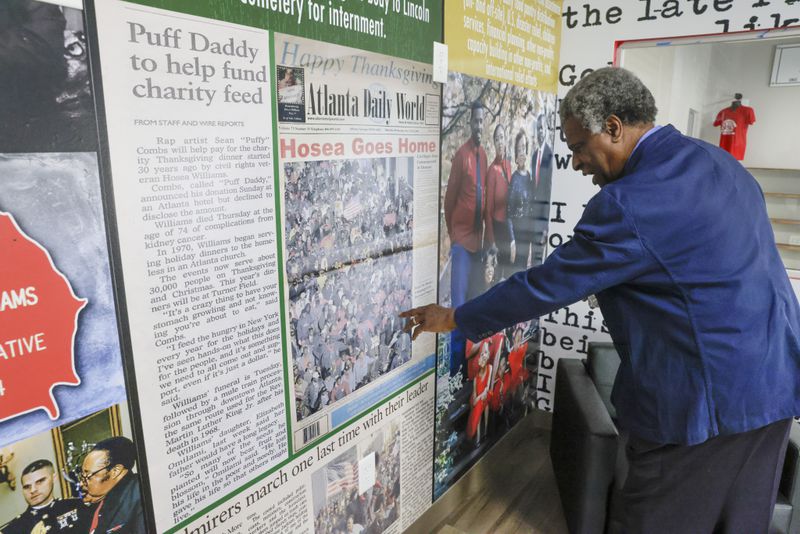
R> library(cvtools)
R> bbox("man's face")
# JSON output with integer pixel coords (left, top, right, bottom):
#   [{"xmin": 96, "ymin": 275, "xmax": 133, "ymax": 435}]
[
  {"xmin": 515, "ymin": 135, "xmax": 528, "ymax": 169},
  {"xmin": 80, "ymin": 451, "xmax": 118, "ymax": 503},
  {"xmin": 479, "ymin": 343, "xmax": 490, "ymax": 366},
  {"xmin": 563, "ymin": 117, "xmax": 624, "ymax": 188},
  {"xmin": 21, "ymin": 468, "xmax": 55, "ymax": 507},
  {"xmin": 493, "ymin": 127, "xmax": 506, "ymax": 158},
  {"xmin": 470, "ymin": 108, "xmax": 485, "ymax": 145}
]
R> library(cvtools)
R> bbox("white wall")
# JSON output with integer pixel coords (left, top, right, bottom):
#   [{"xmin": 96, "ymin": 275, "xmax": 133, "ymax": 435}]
[
  {"xmin": 621, "ymin": 44, "xmax": 713, "ymax": 136},
  {"xmin": 711, "ymin": 39, "xmax": 800, "ymax": 170},
  {"xmin": 540, "ymin": 1, "xmax": 800, "ymax": 412},
  {"xmin": 621, "ymin": 38, "xmax": 800, "ymax": 171}
]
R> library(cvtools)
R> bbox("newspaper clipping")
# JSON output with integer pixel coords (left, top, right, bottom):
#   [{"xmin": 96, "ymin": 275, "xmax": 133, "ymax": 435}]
[
  {"xmin": 94, "ymin": 2, "xmax": 286, "ymax": 527},
  {"xmin": 92, "ymin": 2, "xmax": 441, "ymax": 531},
  {"xmin": 275, "ymin": 33, "xmax": 441, "ymax": 453}
]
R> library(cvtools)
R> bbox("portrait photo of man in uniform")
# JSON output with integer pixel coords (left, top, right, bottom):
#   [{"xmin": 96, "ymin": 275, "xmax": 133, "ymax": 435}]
[{"xmin": 1, "ymin": 459, "xmax": 90, "ymax": 534}]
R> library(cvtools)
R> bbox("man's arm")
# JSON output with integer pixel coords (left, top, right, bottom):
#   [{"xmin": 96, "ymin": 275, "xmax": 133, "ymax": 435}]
[
  {"xmin": 403, "ymin": 191, "xmax": 655, "ymax": 341},
  {"xmin": 457, "ymin": 191, "xmax": 654, "ymax": 340}
]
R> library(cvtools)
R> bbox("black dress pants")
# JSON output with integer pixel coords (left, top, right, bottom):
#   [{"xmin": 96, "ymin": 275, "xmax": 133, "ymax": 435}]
[{"xmin": 611, "ymin": 418, "xmax": 793, "ymax": 534}]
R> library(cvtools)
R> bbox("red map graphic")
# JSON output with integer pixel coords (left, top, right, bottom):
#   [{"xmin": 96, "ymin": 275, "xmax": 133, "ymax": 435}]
[{"xmin": 0, "ymin": 212, "xmax": 87, "ymax": 422}]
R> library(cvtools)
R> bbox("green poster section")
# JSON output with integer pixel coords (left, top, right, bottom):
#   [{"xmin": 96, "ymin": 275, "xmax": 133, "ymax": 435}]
[{"xmin": 125, "ymin": 0, "xmax": 442, "ymax": 63}]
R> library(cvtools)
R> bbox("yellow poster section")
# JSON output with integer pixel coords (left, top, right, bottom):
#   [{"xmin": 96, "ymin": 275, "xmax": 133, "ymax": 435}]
[{"xmin": 446, "ymin": 0, "xmax": 562, "ymax": 92}]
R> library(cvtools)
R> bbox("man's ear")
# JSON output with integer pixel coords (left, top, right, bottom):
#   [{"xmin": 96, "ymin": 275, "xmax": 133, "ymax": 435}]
[
  {"xmin": 109, "ymin": 464, "xmax": 126, "ymax": 480},
  {"xmin": 604, "ymin": 115, "xmax": 624, "ymax": 142}
]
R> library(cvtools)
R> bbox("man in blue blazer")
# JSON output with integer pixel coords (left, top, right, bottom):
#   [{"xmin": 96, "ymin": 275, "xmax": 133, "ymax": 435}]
[{"xmin": 403, "ymin": 67, "xmax": 800, "ymax": 533}]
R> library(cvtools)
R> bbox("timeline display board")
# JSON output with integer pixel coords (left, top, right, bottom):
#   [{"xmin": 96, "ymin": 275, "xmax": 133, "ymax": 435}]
[
  {"xmin": 274, "ymin": 33, "xmax": 441, "ymax": 451},
  {"xmin": 0, "ymin": 0, "xmax": 565, "ymax": 532},
  {"xmin": 91, "ymin": 0, "xmax": 441, "ymax": 532},
  {"xmin": 434, "ymin": 0, "xmax": 562, "ymax": 497},
  {"xmin": 93, "ymin": 3, "xmax": 288, "ymax": 527}
]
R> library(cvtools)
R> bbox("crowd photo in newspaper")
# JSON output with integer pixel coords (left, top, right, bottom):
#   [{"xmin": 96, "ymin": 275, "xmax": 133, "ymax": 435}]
[{"xmin": 286, "ymin": 158, "xmax": 416, "ymax": 420}]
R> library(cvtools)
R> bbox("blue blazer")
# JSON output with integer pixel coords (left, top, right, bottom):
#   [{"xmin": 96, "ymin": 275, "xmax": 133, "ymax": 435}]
[{"xmin": 456, "ymin": 125, "xmax": 800, "ymax": 445}]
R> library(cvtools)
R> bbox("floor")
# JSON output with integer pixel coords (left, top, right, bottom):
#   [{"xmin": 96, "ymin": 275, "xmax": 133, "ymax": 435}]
[{"xmin": 412, "ymin": 413, "xmax": 569, "ymax": 534}]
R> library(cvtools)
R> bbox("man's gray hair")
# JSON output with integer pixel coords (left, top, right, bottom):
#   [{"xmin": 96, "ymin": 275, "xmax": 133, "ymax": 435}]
[{"xmin": 560, "ymin": 67, "xmax": 657, "ymax": 134}]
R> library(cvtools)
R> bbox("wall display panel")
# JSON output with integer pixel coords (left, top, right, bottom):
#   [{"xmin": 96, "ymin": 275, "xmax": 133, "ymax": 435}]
[
  {"xmin": 0, "ymin": 0, "xmax": 127, "ymax": 449},
  {"xmin": 0, "ymin": 154, "xmax": 127, "ymax": 442},
  {"xmin": 0, "ymin": 0, "xmax": 555, "ymax": 531},
  {"xmin": 542, "ymin": 1, "xmax": 800, "ymax": 413},
  {"xmin": 177, "ymin": 376, "xmax": 434, "ymax": 534},
  {"xmin": 93, "ymin": 3, "xmax": 286, "ymax": 528},
  {"xmin": 0, "ymin": 404, "xmax": 142, "ymax": 532},
  {"xmin": 0, "ymin": 5, "xmax": 147, "ymax": 532},
  {"xmin": 435, "ymin": 0, "xmax": 562, "ymax": 497},
  {"xmin": 275, "ymin": 33, "xmax": 441, "ymax": 453},
  {"xmin": 433, "ymin": 72, "xmax": 556, "ymax": 500},
  {"xmin": 90, "ymin": 0, "xmax": 441, "ymax": 531},
  {"xmin": 446, "ymin": 0, "xmax": 562, "ymax": 92},
  {"xmin": 124, "ymin": 0, "xmax": 441, "ymax": 65}
]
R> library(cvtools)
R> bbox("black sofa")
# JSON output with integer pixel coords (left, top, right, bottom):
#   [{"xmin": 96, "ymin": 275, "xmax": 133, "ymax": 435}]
[{"xmin": 550, "ymin": 342, "xmax": 800, "ymax": 534}]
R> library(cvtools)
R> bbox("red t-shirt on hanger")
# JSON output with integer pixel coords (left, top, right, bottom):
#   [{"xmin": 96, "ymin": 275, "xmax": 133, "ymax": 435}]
[{"xmin": 713, "ymin": 105, "xmax": 756, "ymax": 160}]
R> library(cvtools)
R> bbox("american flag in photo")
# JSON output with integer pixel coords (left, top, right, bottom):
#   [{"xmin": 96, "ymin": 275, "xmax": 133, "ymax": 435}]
[
  {"xmin": 343, "ymin": 197, "xmax": 363, "ymax": 220},
  {"xmin": 326, "ymin": 460, "xmax": 359, "ymax": 497}
]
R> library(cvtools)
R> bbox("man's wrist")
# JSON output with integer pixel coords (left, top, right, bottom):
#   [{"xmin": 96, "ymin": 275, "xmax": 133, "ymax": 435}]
[{"xmin": 447, "ymin": 308, "xmax": 458, "ymax": 331}]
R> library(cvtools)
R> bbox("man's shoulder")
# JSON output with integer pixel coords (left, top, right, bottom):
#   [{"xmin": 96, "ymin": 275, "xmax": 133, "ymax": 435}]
[
  {"xmin": 668, "ymin": 129, "xmax": 739, "ymax": 169},
  {"xmin": 2, "ymin": 514, "xmax": 24, "ymax": 530},
  {"xmin": 454, "ymin": 139, "xmax": 476, "ymax": 157},
  {"xmin": 582, "ymin": 188, "xmax": 622, "ymax": 216},
  {"xmin": 108, "ymin": 473, "xmax": 143, "ymax": 504},
  {"xmin": 101, "ymin": 474, "xmax": 143, "ymax": 520},
  {"xmin": 609, "ymin": 126, "xmax": 760, "ymax": 218},
  {"xmin": 2, "ymin": 508, "xmax": 35, "ymax": 534},
  {"xmin": 633, "ymin": 126, "xmax": 723, "ymax": 172}
]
